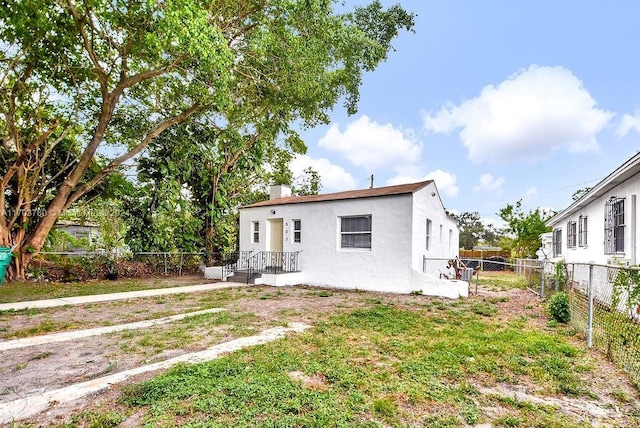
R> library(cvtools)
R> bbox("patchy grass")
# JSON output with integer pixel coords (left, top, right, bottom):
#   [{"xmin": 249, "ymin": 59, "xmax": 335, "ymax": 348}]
[
  {"xmin": 8, "ymin": 319, "xmax": 81, "ymax": 338},
  {"xmin": 259, "ymin": 290, "xmax": 289, "ymax": 300},
  {"xmin": 478, "ymin": 272, "xmax": 529, "ymax": 291},
  {"xmin": 62, "ymin": 302, "xmax": 622, "ymax": 427},
  {"xmin": 0, "ymin": 287, "xmax": 250, "ymax": 339},
  {"xmin": 116, "ymin": 311, "xmax": 259, "ymax": 356},
  {"xmin": 0, "ymin": 275, "xmax": 215, "ymax": 303}
]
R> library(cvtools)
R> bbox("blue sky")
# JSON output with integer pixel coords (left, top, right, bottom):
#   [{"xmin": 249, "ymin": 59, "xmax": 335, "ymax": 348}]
[{"xmin": 290, "ymin": 0, "xmax": 640, "ymax": 226}]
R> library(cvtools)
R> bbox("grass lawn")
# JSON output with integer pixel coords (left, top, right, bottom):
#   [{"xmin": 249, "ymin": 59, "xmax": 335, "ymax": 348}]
[
  {"xmin": 0, "ymin": 275, "xmax": 214, "ymax": 303},
  {"xmin": 4, "ymin": 273, "xmax": 638, "ymax": 427},
  {"xmin": 476, "ymin": 271, "xmax": 530, "ymax": 292},
  {"xmin": 52, "ymin": 285, "xmax": 639, "ymax": 427}
]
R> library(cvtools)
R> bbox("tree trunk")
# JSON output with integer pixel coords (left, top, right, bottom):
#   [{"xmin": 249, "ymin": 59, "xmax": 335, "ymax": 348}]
[
  {"xmin": 205, "ymin": 225, "xmax": 219, "ymax": 265},
  {"xmin": 12, "ymin": 251, "xmax": 32, "ymax": 281}
]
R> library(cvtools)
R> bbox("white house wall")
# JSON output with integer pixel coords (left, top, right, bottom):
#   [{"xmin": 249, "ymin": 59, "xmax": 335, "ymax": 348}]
[
  {"xmin": 411, "ymin": 183, "xmax": 459, "ymax": 274},
  {"xmin": 550, "ymin": 173, "xmax": 639, "ymax": 266},
  {"xmin": 239, "ymin": 192, "xmax": 459, "ymax": 294}
]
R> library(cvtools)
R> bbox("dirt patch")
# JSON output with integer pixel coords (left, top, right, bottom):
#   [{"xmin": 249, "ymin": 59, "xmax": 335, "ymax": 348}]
[
  {"xmin": 287, "ymin": 370, "xmax": 328, "ymax": 391},
  {"xmin": 0, "ymin": 286, "xmax": 371, "ymax": 407},
  {"xmin": 478, "ymin": 383, "xmax": 613, "ymax": 420},
  {"xmin": 0, "ymin": 284, "xmax": 638, "ymax": 426}
]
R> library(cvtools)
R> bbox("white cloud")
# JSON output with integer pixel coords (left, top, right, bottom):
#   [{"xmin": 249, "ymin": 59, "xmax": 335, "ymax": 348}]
[
  {"xmin": 319, "ymin": 115, "xmax": 421, "ymax": 173},
  {"xmin": 473, "ymin": 173, "xmax": 505, "ymax": 193},
  {"xmin": 424, "ymin": 65, "xmax": 614, "ymax": 164},
  {"xmin": 524, "ymin": 186, "xmax": 539, "ymax": 198},
  {"xmin": 387, "ymin": 169, "xmax": 459, "ymax": 198},
  {"xmin": 616, "ymin": 111, "xmax": 640, "ymax": 136},
  {"xmin": 290, "ymin": 154, "xmax": 357, "ymax": 192},
  {"xmin": 483, "ymin": 216, "xmax": 507, "ymax": 230}
]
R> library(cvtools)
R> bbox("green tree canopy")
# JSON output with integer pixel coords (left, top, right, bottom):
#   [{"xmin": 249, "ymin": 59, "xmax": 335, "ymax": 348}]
[
  {"xmin": 451, "ymin": 211, "xmax": 504, "ymax": 250},
  {"xmin": 0, "ymin": 0, "xmax": 415, "ymax": 278},
  {"xmin": 498, "ymin": 200, "xmax": 554, "ymax": 258}
]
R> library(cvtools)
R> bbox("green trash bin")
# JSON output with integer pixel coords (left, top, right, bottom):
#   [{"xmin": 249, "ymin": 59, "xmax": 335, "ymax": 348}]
[{"xmin": 0, "ymin": 247, "xmax": 13, "ymax": 284}]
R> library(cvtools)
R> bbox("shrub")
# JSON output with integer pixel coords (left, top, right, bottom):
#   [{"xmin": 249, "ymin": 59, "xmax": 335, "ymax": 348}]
[
  {"xmin": 554, "ymin": 260, "xmax": 567, "ymax": 290},
  {"xmin": 547, "ymin": 292, "xmax": 570, "ymax": 323}
]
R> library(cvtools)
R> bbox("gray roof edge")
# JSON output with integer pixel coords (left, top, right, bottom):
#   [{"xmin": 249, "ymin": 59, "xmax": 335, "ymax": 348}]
[{"xmin": 547, "ymin": 151, "xmax": 640, "ymax": 226}]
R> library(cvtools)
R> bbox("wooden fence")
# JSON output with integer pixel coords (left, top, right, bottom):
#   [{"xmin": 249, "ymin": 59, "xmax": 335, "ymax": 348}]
[{"xmin": 459, "ymin": 250, "xmax": 511, "ymax": 259}]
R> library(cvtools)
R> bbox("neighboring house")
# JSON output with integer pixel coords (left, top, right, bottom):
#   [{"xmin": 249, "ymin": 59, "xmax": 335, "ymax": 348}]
[
  {"xmin": 220, "ymin": 180, "xmax": 466, "ymax": 298},
  {"xmin": 544, "ymin": 151, "xmax": 640, "ymax": 318},
  {"xmin": 537, "ymin": 232, "xmax": 553, "ymax": 260},
  {"xmin": 52, "ymin": 220, "xmax": 101, "ymax": 250},
  {"xmin": 545, "ymin": 151, "xmax": 640, "ymax": 266}
]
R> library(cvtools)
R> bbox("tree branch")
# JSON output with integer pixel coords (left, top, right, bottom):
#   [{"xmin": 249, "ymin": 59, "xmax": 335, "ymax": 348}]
[
  {"xmin": 120, "ymin": 54, "xmax": 186, "ymax": 90},
  {"xmin": 64, "ymin": 103, "xmax": 201, "ymax": 208},
  {"xmin": 65, "ymin": 0, "xmax": 109, "ymax": 92},
  {"xmin": 0, "ymin": 120, "xmax": 61, "ymax": 190}
]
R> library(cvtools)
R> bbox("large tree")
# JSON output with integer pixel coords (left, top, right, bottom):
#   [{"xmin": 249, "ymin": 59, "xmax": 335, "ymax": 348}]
[
  {"xmin": 0, "ymin": 0, "xmax": 414, "ymax": 279},
  {"xmin": 452, "ymin": 211, "xmax": 504, "ymax": 250},
  {"xmin": 452, "ymin": 211, "xmax": 485, "ymax": 250},
  {"xmin": 498, "ymin": 200, "xmax": 554, "ymax": 258}
]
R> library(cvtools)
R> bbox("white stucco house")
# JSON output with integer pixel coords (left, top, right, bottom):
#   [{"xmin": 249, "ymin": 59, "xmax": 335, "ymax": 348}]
[
  {"xmin": 216, "ymin": 180, "xmax": 465, "ymax": 298},
  {"xmin": 543, "ymin": 151, "xmax": 640, "ymax": 318},
  {"xmin": 545, "ymin": 151, "xmax": 640, "ymax": 266}
]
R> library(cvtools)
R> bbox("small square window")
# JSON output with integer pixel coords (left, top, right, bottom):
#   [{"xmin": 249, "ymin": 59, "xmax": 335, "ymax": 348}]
[
  {"xmin": 578, "ymin": 216, "xmax": 588, "ymax": 247},
  {"xmin": 293, "ymin": 219, "xmax": 301, "ymax": 243},
  {"xmin": 567, "ymin": 221, "xmax": 577, "ymax": 248},
  {"xmin": 553, "ymin": 228, "xmax": 562, "ymax": 257},
  {"xmin": 252, "ymin": 221, "xmax": 260, "ymax": 243}
]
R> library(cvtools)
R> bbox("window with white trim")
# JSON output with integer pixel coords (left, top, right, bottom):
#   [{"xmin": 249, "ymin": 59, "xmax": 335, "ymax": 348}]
[
  {"xmin": 552, "ymin": 228, "xmax": 562, "ymax": 257},
  {"xmin": 567, "ymin": 221, "xmax": 577, "ymax": 248},
  {"xmin": 605, "ymin": 198, "xmax": 625, "ymax": 254},
  {"xmin": 252, "ymin": 221, "xmax": 260, "ymax": 243},
  {"xmin": 578, "ymin": 215, "xmax": 588, "ymax": 247},
  {"xmin": 426, "ymin": 219, "xmax": 432, "ymax": 250},
  {"xmin": 340, "ymin": 215, "xmax": 372, "ymax": 249},
  {"xmin": 293, "ymin": 219, "xmax": 301, "ymax": 243}
]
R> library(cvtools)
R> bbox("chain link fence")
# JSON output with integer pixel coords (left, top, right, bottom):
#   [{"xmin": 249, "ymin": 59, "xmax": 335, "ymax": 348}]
[
  {"xmin": 131, "ymin": 252, "xmax": 205, "ymax": 275},
  {"xmin": 31, "ymin": 251, "xmax": 206, "ymax": 280},
  {"xmin": 539, "ymin": 260, "xmax": 640, "ymax": 389},
  {"xmin": 425, "ymin": 257, "xmax": 640, "ymax": 387}
]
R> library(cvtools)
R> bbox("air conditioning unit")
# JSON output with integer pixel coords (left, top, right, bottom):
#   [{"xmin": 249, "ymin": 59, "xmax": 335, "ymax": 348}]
[{"xmin": 461, "ymin": 268, "xmax": 474, "ymax": 281}]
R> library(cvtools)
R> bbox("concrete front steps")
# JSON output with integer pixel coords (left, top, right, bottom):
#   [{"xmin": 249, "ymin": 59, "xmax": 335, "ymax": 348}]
[{"xmin": 226, "ymin": 269, "xmax": 261, "ymax": 284}]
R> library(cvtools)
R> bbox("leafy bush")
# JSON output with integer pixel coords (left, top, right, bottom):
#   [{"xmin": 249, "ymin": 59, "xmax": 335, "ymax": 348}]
[
  {"xmin": 547, "ymin": 292, "xmax": 570, "ymax": 323},
  {"xmin": 554, "ymin": 260, "xmax": 567, "ymax": 290},
  {"xmin": 611, "ymin": 264, "xmax": 640, "ymax": 312}
]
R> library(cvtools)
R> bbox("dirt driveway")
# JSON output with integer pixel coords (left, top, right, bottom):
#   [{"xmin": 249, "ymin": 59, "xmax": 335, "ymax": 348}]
[{"xmin": 0, "ymin": 284, "xmax": 638, "ymax": 426}]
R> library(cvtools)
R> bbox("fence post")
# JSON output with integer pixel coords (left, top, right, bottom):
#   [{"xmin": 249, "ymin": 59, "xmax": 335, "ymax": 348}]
[
  {"xmin": 475, "ymin": 269, "xmax": 479, "ymax": 295},
  {"xmin": 164, "ymin": 253, "xmax": 168, "ymax": 276},
  {"xmin": 540, "ymin": 260, "xmax": 546, "ymax": 299},
  {"xmin": 539, "ymin": 260, "xmax": 545, "ymax": 299},
  {"xmin": 587, "ymin": 263, "xmax": 594, "ymax": 348}
]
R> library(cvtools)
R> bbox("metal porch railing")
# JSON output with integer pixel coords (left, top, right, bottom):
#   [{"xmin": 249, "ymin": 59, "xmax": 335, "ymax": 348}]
[
  {"xmin": 222, "ymin": 251, "xmax": 252, "ymax": 279},
  {"xmin": 246, "ymin": 251, "xmax": 299, "ymax": 284}
]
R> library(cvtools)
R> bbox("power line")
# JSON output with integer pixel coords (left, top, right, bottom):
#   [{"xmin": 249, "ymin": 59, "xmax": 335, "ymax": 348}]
[{"xmin": 483, "ymin": 176, "xmax": 604, "ymax": 207}]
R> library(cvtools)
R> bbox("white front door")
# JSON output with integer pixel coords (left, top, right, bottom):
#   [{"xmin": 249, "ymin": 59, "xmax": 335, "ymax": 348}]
[{"xmin": 268, "ymin": 219, "xmax": 283, "ymax": 253}]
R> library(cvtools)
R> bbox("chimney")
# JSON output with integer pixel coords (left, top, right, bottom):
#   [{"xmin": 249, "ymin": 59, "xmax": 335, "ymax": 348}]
[{"xmin": 270, "ymin": 184, "xmax": 292, "ymax": 200}]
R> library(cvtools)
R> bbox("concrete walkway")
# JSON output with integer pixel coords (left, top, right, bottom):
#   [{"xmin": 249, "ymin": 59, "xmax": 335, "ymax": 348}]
[
  {"xmin": 0, "ymin": 282, "xmax": 247, "ymax": 311},
  {"xmin": 0, "ymin": 322, "xmax": 310, "ymax": 424}
]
